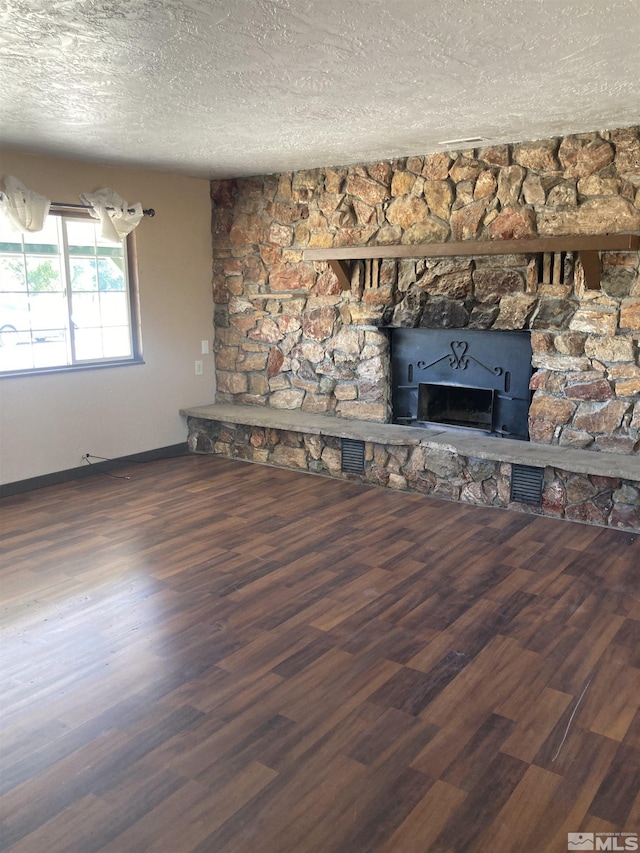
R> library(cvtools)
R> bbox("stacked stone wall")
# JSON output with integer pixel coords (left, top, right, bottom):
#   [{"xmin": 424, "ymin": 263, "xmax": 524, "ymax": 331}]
[{"xmin": 211, "ymin": 126, "xmax": 640, "ymax": 453}]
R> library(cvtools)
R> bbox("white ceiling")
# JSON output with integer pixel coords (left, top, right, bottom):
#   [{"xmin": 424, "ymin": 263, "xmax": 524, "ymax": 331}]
[{"xmin": 1, "ymin": 0, "xmax": 639, "ymax": 179}]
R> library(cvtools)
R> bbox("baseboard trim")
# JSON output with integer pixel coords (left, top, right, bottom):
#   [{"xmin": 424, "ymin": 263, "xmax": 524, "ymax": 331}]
[{"xmin": 0, "ymin": 444, "xmax": 189, "ymax": 498}]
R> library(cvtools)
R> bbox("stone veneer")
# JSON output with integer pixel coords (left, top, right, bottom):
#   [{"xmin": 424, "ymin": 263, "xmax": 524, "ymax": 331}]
[{"xmin": 211, "ymin": 127, "xmax": 640, "ymax": 455}]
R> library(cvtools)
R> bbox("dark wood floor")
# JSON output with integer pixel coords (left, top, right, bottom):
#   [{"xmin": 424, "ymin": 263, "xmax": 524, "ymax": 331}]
[{"xmin": 1, "ymin": 454, "xmax": 639, "ymax": 853}]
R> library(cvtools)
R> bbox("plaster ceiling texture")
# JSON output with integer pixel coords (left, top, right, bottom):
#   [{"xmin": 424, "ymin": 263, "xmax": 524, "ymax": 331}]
[{"xmin": 0, "ymin": 0, "xmax": 639, "ymax": 179}]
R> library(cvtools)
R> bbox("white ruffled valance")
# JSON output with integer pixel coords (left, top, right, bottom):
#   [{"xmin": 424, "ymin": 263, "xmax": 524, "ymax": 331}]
[
  {"xmin": 79, "ymin": 188, "xmax": 144, "ymax": 243},
  {"xmin": 0, "ymin": 176, "xmax": 51, "ymax": 233}
]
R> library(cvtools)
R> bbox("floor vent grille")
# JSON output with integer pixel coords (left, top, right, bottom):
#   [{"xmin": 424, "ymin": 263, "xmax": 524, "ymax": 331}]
[
  {"xmin": 341, "ymin": 439, "xmax": 365, "ymax": 474},
  {"xmin": 510, "ymin": 464, "xmax": 544, "ymax": 506}
]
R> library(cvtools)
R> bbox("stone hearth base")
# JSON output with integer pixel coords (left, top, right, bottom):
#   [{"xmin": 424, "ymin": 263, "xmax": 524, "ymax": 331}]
[{"xmin": 181, "ymin": 404, "xmax": 640, "ymax": 532}]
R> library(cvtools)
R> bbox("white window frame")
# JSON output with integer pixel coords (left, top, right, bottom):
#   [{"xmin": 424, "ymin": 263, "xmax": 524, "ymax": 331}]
[{"xmin": 0, "ymin": 210, "xmax": 143, "ymax": 376}]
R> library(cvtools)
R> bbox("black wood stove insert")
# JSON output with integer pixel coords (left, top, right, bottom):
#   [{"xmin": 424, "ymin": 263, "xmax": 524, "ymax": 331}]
[{"xmin": 390, "ymin": 328, "xmax": 533, "ymax": 440}]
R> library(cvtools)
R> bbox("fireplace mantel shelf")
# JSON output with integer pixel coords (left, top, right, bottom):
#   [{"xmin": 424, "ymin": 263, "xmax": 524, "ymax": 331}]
[{"xmin": 303, "ymin": 233, "xmax": 640, "ymax": 290}]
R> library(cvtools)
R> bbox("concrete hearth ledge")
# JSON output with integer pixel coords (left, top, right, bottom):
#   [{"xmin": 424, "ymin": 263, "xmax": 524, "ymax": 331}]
[{"xmin": 180, "ymin": 403, "xmax": 640, "ymax": 481}]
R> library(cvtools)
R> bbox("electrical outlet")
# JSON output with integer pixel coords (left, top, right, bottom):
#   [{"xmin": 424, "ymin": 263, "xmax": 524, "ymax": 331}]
[
  {"xmin": 195, "ymin": 360, "xmax": 203, "ymax": 375},
  {"xmin": 201, "ymin": 340, "xmax": 209, "ymax": 354}
]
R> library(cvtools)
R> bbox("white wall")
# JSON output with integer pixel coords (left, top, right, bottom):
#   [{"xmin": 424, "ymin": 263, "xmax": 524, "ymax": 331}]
[{"xmin": 0, "ymin": 149, "xmax": 214, "ymax": 484}]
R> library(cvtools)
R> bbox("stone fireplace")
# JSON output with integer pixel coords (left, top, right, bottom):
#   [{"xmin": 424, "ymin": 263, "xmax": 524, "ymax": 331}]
[
  {"xmin": 211, "ymin": 127, "xmax": 639, "ymax": 454},
  {"xmin": 193, "ymin": 125, "xmax": 640, "ymax": 529}
]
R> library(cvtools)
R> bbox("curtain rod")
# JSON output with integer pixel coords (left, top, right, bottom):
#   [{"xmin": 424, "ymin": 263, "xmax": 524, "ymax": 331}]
[
  {"xmin": 0, "ymin": 195, "xmax": 155, "ymax": 217},
  {"xmin": 50, "ymin": 201, "xmax": 156, "ymax": 217}
]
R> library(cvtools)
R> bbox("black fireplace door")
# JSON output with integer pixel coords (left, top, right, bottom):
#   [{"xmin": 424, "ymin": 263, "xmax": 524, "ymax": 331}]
[{"xmin": 391, "ymin": 328, "xmax": 532, "ymax": 440}]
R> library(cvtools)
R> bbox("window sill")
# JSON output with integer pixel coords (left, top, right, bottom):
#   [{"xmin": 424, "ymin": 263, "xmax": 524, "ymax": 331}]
[{"xmin": 0, "ymin": 358, "xmax": 145, "ymax": 379}]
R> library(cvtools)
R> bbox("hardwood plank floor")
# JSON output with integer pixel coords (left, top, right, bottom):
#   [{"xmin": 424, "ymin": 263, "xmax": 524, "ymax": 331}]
[{"xmin": 1, "ymin": 454, "xmax": 638, "ymax": 852}]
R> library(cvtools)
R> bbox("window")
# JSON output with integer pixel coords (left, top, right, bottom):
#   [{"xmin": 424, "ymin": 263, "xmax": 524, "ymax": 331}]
[{"xmin": 0, "ymin": 211, "xmax": 142, "ymax": 374}]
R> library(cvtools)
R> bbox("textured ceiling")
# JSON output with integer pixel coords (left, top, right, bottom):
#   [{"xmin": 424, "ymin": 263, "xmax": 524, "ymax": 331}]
[{"xmin": 1, "ymin": 0, "xmax": 639, "ymax": 179}]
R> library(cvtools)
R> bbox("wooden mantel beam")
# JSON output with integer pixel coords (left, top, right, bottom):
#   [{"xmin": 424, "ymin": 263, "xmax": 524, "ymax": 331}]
[
  {"xmin": 304, "ymin": 234, "xmax": 639, "ymax": 262},
  {"xmin": 304, "ymin": 234, "xmax": 639, "ymax": 291}
]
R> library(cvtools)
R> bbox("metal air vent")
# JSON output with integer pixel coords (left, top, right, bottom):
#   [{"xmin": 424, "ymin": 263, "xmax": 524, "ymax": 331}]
[
  {"xmin": 341, "ymin": 439, "xmax": 365, "ymax": 474},
  {"xmin": 510, "ymin": 464, "xmax": 544, "ymax": 506}
]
